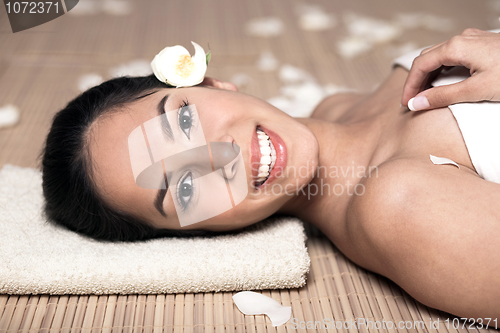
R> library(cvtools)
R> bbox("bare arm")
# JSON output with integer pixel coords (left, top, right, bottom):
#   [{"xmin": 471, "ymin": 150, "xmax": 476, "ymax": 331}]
[{"xmin": 347, "ymin": 158, "xmax": 500, "ymax": 319}]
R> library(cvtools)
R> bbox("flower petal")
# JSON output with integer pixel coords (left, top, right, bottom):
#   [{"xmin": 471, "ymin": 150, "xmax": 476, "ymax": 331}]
[
  {"xmin": 188, "ymin": 41, "xmax": 208, "ymax": 84},
  {"xmin": 151, "ymin": 42, "xmax": 209, "ymax": 88},
  {"xmin": 151, "ymin": 54, "xmax": 166, "ymax": 83},
  {"xmin": 158, "ymin": 46, "xmax": 191, "ymax": 85}
]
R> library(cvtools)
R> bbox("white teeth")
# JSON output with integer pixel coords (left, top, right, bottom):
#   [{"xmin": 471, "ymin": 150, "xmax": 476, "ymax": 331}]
[
  {"xmin": 258, "ymin": 164, "xmax": 269, "ymax": 173},
  {"xmin": 260, "ymin": 146, "xmax": 271, "ymax": 155},
  {"xmin": 260, "ymin": 155, "xmax": 271, "ymax": 165},
  {"xmin": 255, "ymin": 127, "xmax": 277, "ymax": 186}
]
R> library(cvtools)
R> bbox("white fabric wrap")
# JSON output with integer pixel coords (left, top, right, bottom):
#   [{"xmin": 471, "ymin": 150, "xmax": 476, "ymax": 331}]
[{"xmin": 392, "ymin": 29, "xmax": 500, "ymax": 184}]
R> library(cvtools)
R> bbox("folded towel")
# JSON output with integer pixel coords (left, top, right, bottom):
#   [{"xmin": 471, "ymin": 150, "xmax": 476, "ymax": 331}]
[{"xmin": 0, "ymin": 164, "xmax": 310, "ymax": 295}]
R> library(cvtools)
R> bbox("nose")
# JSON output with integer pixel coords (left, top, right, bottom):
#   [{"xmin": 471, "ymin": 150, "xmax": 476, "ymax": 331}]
[
  {"xmin": 209, "ymin": 141, "xmax": 240, "ymax": 180},
  {"xmin": 217, "ymin": 134, "xmax": 234, "ymax": 144}
]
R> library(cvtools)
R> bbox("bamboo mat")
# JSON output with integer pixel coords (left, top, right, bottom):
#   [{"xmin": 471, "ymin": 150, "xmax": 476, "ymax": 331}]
[
  {"xmin": 1, "ymin": 227, "xmax": 499, "ymax": 332},
  {"xmin": 1, "ymin": 0, "xmax": 499, "ymax": 331}
]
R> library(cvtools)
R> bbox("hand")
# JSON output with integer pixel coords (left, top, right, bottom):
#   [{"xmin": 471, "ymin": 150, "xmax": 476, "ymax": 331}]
[
  {"xmin": 199, "ymin": 77, "xmax": 238, "ymax": 91},
  {"xmin": 401, "ymin": 28, "xmax": 500, "ymax": 111}
]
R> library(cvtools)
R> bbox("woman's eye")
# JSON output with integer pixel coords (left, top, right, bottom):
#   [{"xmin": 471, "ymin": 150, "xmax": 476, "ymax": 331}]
[
  {"xmin": 177, "ymin": 172, "xmax": 193, "ymax": 210},
  {"xmin": 178, "ymin": 107, "xmax": 192, "ymax": 139}
]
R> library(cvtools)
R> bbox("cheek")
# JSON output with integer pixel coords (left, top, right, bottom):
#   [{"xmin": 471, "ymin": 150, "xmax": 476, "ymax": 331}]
[
  {"xmin": 191, "ymin": 196, "xmax": 272, "ymax": 231},
  {"xmin": 198, "ymin": 104, "xmax": 246, "ymax": 136}
]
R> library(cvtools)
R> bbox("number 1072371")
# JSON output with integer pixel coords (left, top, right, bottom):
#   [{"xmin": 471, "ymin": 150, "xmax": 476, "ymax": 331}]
[{"xmin": 5, "ymin": 2, "xmax": 59, "ymax": 14}]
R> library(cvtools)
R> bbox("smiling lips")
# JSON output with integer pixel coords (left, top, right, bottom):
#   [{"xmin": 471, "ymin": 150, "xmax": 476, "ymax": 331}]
[{"xmin": 251, "ymin": 125, "xmax": 287, "ymax": 188}]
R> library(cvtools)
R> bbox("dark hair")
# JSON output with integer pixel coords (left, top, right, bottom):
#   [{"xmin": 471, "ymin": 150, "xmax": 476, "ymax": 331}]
[{"xmin": 41, "ymin": 75, "xmax": 218, "ymax": 242}]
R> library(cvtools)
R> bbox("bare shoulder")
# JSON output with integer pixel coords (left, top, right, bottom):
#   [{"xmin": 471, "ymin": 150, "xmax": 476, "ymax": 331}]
[
  {"xmin": 311, "ymin": 92, "xmax": 367, "ymax": 122},
  {"xmin": 311, "ymin": 67, "xmax": 410, "ymax": 123},
  {"xmin": 343, "ymin": 158, "xmax": 500, "ymax": 318},
  {"xmin": 347, "ymin": 157, "xmax": 500, "ymax": 235}
]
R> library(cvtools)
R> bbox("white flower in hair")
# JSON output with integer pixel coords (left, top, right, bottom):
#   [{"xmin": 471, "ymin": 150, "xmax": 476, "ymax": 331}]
[{"xmin": 151, "ymin": 41, "xmax": 210, "ymax": 88}]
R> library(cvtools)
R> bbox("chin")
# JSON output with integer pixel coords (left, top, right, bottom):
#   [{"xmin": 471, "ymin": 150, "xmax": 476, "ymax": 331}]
[
  {"xmin": 245, "ymin": 118, "xmax": 319, "ymax": 218},
  {"xmin": 272, "ymin": 119, "xmax": 319, "ymax": 192}
]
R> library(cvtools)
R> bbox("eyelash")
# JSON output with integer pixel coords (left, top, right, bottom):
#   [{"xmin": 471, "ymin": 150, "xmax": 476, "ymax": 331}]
[
  {"xmin": 175, "ymin": 171, "xmax": 194, "ymax": 213},
  {"xmin": 177, "ymin": 98, "xmax": 195, "ymax": 139},
  {"xmin": 176, "ymin": 98, "xmax": 195, "ymax": 212}
]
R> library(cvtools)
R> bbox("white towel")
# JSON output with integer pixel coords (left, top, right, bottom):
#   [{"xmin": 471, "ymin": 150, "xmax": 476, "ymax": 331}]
[{"xmin": 0, "ymin": 164, "xmax": 310, "ymax": 295}]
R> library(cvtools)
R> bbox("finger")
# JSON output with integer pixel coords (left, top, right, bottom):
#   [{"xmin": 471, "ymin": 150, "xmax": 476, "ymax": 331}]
[
  {"xmin": 199, "ymin": 77, "xmax": 219, "ymax": 86},
  {"xmin": 408, "ymin": 76, "xmax": 484, "ymax": 111},
  {"xmin": 402, "ymin": 65, "xmax": 438, "ymax": 105},
  {"xmin": 402, "ymin": 42, "xmax": 449, "ymax": 103},
  {"xmin": 420, "ymin": 41, "xmax": 446, "ymax": 55},
  {"xmin": 401, "ymin": 43, "xmax": 473, "ymax": 105},
  {"xmin": 460, "ymin": 28, "xmax": 489, "ymax": 36}
]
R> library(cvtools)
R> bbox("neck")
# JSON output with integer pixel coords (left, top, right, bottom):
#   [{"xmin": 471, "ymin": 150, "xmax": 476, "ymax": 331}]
[{"xmin": 277, "ymin": 117, "xmax": 383, "ymax": 235}]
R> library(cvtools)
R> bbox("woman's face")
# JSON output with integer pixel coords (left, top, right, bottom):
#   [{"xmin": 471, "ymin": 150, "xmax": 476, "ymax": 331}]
[{"xmin": 88, "ymin": 84, "xmax": 319, "ymax": 232}]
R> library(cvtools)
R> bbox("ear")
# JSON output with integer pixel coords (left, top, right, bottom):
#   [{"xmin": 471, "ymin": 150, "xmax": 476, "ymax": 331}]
[{"xmin": 199, "ymin": 77, "xmax": 238, "ymax": 92}]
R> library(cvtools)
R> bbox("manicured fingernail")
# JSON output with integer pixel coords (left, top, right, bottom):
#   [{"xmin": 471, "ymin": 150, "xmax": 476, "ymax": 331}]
[{"xmin": 408, "ymin": 96, "xmax": 429, "ymax": 111}]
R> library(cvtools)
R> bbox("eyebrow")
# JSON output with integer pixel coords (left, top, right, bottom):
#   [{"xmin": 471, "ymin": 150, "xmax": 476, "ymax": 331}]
[
  {"xmin": 154, "ymin": 167, "xmax": 171, "ymax": 218},
  {"xmin": 155, "ymin": 188, "xmax": 168, "ymax": 218},
  {"xmin": 158, "ymin": 94, "xmax": 174, "ymax": 142},
  {"xmin": 154, "ymin": 93, "xmax": 172, "ymax": 218}
]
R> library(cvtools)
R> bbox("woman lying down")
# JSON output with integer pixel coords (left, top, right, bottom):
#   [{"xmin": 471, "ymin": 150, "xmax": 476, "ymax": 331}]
[{"xmin": 42, "ymin": 28, "xmax": 500, "ymax": 319}]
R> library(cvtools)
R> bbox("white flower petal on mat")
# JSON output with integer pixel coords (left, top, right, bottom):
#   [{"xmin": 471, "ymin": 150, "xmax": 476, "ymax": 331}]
[
  {"xmin": 278, "ymin": 64, "xmax": 313, "ymax": 84},
  {"xmin": 0, "ymin": 104, "xmax": 20, "ymax": 129},
  {"xmin": 267, "ymin": 96, "xmax": 293, "ymax": 112},
  {"xmin": 296, "ymin": 4, "xmax": 337, "ymax": 31},
  {"xmin": 300, "ymin": 12, "xmax": 337, "ymax": 31},
  {"xmin": 77, "ymin": 73, "xmax": 104, "ymax": 92},
  {"xmin": 101, "ymin": 0, "xmax": 132, "ymax": 16},
  {"xmin": 430, "ymin": 155, "xmax": 460, "ymax": 169},
  {"xmin": 393, "ymin": 12, "xmax": 425, "ymax": 29},
  {"xmin": 230, "ymin": 73, "xmax": 252, "ymax": 89},
  {"xmin": 281, "ymin": 82, "xmax": 326, "ymax": 117},
  {"xmin": 245, "ymin": 17, "xmax": 284, "ymax": 37},
  {"xmin": 256, "ymin": 50, "xmax": 279, "ymax": 71},
  {"xmin": 289, "ymin": 100, "xmax": 319, "ymax": 118},
  {"xmin": 323, "ymin": 83, "xmax": 356, "ymax": 96},
  {"xmin": 337, "ymin": 36, "xmax": 372, "ymax": 58},
  {"xmin": 233, "ymin": 291, "xmax": 291, "ymax": 327},
  {"xmin": 385, "ymin": 42, "xmax": 418, "ymax": 58},
  {"xmin": 272, "ymin": 64, "xmax": 356, "ymax": 117},
  {"xmin": 281, "ymin": 81, "xmax": 324, "ymax": 102},
  {"xmin": 268, "ymin": 96, "xmax": 317, "ymax": 118},
  {"xmin": 110, "ymin": 59, "xmax": 152, "ymax": 78},
  {"xmin": 421, "ymin": 14, "xmax": 455, "ymax": 32},
  {"xmin": 344, "ymin": 12, "xmax": 401, "ymax": 43},
  {"xmin": 151, "ymin": 42, "xmax": 207, "ymax": 88},
  {"xmin": 393, "ymin": 12, "xmax": 455, "ymax": 32}
]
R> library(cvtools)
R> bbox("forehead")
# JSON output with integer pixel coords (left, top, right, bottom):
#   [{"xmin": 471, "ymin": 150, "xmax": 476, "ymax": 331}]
[{"xmin": 88, "ymin": 89, "xmax": 169, "ymax": 217}]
